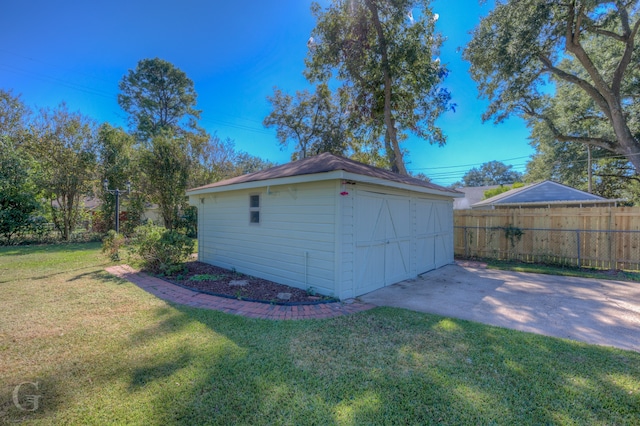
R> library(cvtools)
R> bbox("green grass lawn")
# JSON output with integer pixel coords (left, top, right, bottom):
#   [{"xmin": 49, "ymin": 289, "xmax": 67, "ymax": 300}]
[{"xmin": 2, "ymin": 244, "xmax": 639, "ymax": 425}]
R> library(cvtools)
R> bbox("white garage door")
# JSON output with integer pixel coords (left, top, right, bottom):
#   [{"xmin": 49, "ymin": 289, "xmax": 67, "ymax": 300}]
[
  {"xmin": 416, "ymin": 199, "xmax": 453, "ymax": 273},
  {"xmin": 355, "ymin": 191, "xmax": 412, "ymax": 295}
]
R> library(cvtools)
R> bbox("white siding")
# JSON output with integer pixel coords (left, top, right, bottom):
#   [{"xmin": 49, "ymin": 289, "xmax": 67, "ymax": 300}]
[
  {"xmin": 194, "ymin": 181, "xmax": 338, "ymax": 296},
  {"xmin": 336, "ymin": 181, "xmax": 355, "ymax": 300},
  {"xmin": 191, "ymin": 179, "xmax": 455, "ymax": 300},
  {"xmin": 339, "ymin": 183, "xmax": 454, "ymax": 297}
]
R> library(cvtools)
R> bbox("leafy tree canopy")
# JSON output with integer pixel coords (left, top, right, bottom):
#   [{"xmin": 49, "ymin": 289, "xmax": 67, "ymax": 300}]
[
  {"xmin": 0, "ymin": 136, "xmax": 42, "ymax": 244},
  {"xmin": 97, "ymin": 124, "xmax": 141, "ymax": 233},
  {"xmin": 304, "ymin": 0, "xmax": 453, "ymax": 174},
  {"xmin": 483, "ymin": 182, "xmax": 525, "ymax": 200},
  {"xmin": 140, "ymin": 130, "xmax": 191, "ymax": 231},
  {"xmin": 264, "ymin": 84, "xmax": 351, "ymax": 160},
  {"xmin": 118, "ymin": 58, "xmax": 201, "ymax": 141},
  {"xmin": 29, "ymin": 104, "xmax": 98, "ymax": 240},
  {"xmin": 460, "ymin": 161, "xmax": 524, "ymax": 187},
  {"xmin": 525, "ymin": 113, "xmax": 640, "ymax": 203},
  {"xmin": 0, "ymin": 89, "xmax": 31, "ymax": 141},
  {"xmin": 464, "ymin": 0, "xmax": 640, "ymax": 173}
]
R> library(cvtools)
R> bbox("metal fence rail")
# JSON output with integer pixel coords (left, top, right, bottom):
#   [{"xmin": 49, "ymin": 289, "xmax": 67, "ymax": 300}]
[{"xmin": 454, "ymin": 226, "xmax": 640, "ymax": 271}]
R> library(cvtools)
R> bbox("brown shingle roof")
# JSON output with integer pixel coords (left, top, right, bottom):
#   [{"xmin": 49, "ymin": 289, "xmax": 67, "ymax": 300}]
[{"xmin": 188, "ymin": 152, "xmax": 460, "ymax": 195}]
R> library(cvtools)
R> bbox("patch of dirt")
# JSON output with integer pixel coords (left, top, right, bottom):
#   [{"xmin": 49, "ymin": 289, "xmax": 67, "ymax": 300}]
[{"xmin": 165, "ymin": 261, "xmax": 335, "ymax": 304}]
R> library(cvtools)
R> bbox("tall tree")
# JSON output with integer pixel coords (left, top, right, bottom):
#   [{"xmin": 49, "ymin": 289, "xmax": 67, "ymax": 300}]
[
  {"xmin": 119, "ymin": 58, "xmax": 206, "ymax": 230},
  {"xmin": 188, "ymin": 135, "xmax": 275, "ymax": 186},
  {"xmin": 0, "ymin": 89, "xmax": 31, "ymax": 141},
  {"xmin": 305, "ymin": 0, "xmax": 453, "ymax": 174},
  {"xmin": 30, "ymin": 104, "xmax": 98, "ymax": 240},
  {"xmin": 97, "ymin": 124, "xmax": 142, "ymax": 232},
  {"xmin": 460, "ymin": 161, "xmax": 523, "ymax": 187},
  {"xmin": 233, "ymin": 152, "xmax": 276, "ymax": 176},
  {"xmin": 264, "ymin": 84, "xmax": 351, "ymax": 160},
  {"xmin": 464, "ymin": 1, "xmax": 640, "ymax": 173},
  {"xmin": 118, "ymin": 58, "xmax": 201, "ymax": 141},
  {"xmin": 140, "ymin": 131, "xmax": 190, "ymax": 230},
  {"xmin": 0, "ymin": 136, "xmax": 42, "ymax": 244}
]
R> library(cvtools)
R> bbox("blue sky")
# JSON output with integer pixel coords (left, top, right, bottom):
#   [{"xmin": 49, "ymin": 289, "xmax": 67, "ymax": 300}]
[{"xmin": 0, "ymin": 0, "xmax": 534, "ymax": 187}]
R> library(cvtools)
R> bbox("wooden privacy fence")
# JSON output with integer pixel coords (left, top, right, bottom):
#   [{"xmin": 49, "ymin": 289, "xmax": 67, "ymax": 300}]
[{"xmin": 454, "ymin": 207, "xmax": 640, "ymax": 270}]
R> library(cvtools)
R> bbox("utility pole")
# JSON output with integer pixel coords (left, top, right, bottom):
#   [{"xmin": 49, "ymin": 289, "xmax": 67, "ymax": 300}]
[
  {"xmin": 103, "ymin": 179, "xmax": 131, "ymax": 233},
  {"xmin": 587, "ymin": 144, "xmax": 593, "ymax": 193}
]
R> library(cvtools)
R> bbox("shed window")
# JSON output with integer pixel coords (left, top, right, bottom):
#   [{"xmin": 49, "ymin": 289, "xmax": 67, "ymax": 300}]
[{"xmin": 249, "ymin": 194, "xmax": 260, "ymax": 224}]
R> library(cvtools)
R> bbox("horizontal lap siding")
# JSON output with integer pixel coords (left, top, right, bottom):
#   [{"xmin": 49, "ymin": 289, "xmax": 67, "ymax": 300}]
[
  {"xmin": 196, "ymin": 182, "xmax": 337, "ymax": 296},
  {"xmin": 338, "ymin": 183, "xmax": 355, "ymax": 299}
]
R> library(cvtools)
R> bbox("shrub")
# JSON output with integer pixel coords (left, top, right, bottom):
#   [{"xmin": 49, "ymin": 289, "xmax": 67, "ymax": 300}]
[
  {"xmin": 178, "ymin": 205, "xmax": 197, "ymax": 238},
  {"xmin": 102, "ymin": 230, "xmax": 126, "ymax": 261},
  {"xmin": 128, "ymin": 222, "xmax": 194, "ymax": 275}
]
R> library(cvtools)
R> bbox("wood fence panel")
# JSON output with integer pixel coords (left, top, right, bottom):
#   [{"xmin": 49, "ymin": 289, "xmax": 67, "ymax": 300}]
[{"xmin": 454, "ymin": 206, "xmax": 640, "ymax": 270}]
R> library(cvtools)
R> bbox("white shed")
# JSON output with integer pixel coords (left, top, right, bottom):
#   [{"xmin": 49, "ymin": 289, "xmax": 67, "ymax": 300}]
[{"xmin": 187, "ymin": 153, "xmax": 463, "ymax": 300}]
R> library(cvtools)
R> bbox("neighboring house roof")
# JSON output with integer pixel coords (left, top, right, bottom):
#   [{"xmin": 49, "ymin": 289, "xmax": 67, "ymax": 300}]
[
  {"xmin": 453, "ymin": 185, "xmax": 502, "ymax": 210},
  {"xmin": 471, "ymin": 180, "xmax": 621, "ymax": 209},
  {"xmin": 188, "ymin": 153, "xmax": 463, "ymax": 198}
]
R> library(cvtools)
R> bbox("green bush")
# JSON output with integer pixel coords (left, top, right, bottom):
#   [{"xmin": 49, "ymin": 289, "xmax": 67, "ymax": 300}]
[
  {"xmin": 128, "ymin": 222, "xmax": 194, "ymax": 275},
  {"xmin": 102, "ymin": 230, "xmax": 126, "ymax": 261},
  {"xmin": 178, "ymin": 205, "xmax": 197, "ymax": 238}
]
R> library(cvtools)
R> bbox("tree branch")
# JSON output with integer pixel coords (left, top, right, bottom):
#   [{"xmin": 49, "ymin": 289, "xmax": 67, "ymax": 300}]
[
  {"xmin": 594, "ymin": 172, "xmax": 640, "ymax": 183},
  {"xmin": 523, "ymin": 105, "xmax": 618, "ymax": 152},
  {"xmin": 612, "ymin": 13, "xmax": 640, "ymax": 94},
  {"xmin": 585, "ymin": 26, "xmax": 626, "ymax": 41},
  {"xmin": 563, "ymin": 2, "xmax": 614, "ymax": 102},
  {"xmin": 537, "ymin": 54, "xmax": 611, "ymax": 119}
]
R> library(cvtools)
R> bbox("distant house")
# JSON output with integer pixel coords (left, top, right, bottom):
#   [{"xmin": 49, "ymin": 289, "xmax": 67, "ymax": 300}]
[
  {"xmin": 187, "ymin": 153, "xmax": 463, "ymax": 299},
  {"xmin": 453, "ymin": 185, "xmax": 502, "ymax": 210},
  {"xmin": 471, "ymin": 180, "xmax": 621, "ymax": 209}
]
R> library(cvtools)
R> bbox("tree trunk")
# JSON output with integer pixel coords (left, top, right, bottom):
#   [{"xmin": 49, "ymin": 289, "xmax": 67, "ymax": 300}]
[
  {"xmin": 365, "ymin": 0, "xmax": 408, "ymax": 175},
  {"xmin": 609, "ymin": 105, "xmax": 640, "ymax": 174}
]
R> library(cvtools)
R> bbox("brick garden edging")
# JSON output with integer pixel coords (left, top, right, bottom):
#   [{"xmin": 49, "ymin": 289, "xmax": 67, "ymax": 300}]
[{"xmin": 105, "ymin": 265, "xmax": 376, "ymax": 320}]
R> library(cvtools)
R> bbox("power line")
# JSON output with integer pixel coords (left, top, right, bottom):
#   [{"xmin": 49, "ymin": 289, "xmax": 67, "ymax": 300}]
[
  {"xmin": 0, "ymin": 63, "xmax": 114, "ymax": 99},
  {"xmin": 0, "ymin": 48, "xmax": 114, "ymax": 84},
  {"xmin": 408, "ymin": 155, "xmax": 532, "ymax": 172}
]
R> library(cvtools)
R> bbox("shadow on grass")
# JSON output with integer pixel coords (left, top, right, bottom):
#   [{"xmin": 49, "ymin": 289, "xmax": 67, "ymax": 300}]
[
  {"xmin": 117, "ymin": 306, "xmax": 640, "ymax": 424},
  {"xmin": 5, "ymin": 304, "xmax": 638, "ymax": 424},
  {"xmin": 1, "ymin": 368, "xmax": 72, "ymax": 424},
  {"xmin": 66, "ymin": 269, "xmax": 121, "ymax": 284},
  {"xmin": 3, "ymin": 243, "xmax": 637, "ymax": 424},
  {"xmin": 129, "ymin": 352, "xmax": 193, "ymax": 390},
  {"xmin": 22, "ymin": 266, "xmax": 110, "ymax": 282}
]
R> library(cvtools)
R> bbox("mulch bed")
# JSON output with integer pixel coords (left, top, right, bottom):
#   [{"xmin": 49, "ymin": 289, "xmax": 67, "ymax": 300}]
[{"xmin": 164, "ymin": 261, "xmax": 336, "ymax": 304}]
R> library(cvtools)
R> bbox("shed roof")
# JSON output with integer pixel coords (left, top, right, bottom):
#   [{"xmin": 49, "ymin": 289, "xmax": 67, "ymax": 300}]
[
  {"xmin": 471, "ymin": 180, "xmax": 618, "ymax": 208},
  {"xmin": 188, "ymin": 153, "xmax": 462, "ymax": 198},
  {"xmin": 453, "ymin": 185, "xmax": 502, "ymax": 210}
]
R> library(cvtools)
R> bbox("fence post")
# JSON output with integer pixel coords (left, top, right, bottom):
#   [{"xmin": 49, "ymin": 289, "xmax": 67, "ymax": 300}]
[
  {"xmin": 576, "ymin": 230, "xmax": 581, "ymax": 268},
  {"xmin": 608, "ymin": 208, "xmax": 615, "ymax": 270},
  {"xmin": 464, "ymin": 226, "xmax": 469, "ymax": 258}
]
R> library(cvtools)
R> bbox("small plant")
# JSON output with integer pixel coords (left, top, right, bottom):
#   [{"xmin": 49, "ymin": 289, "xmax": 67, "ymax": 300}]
[
  {"xmin": 102, "ymin": 230, "xmax": 126, "ymax": 261},
  {"xmin": 306, "ymin": 286, "xmax": 317, "ymax": 296},
  {"xmin": 234, "ymin": 289, "xmax": 244, "ymax": 300},
  {"xmin": 189, "ymin": 274, "xmax": 226, "ymax": 281},
  {"xmin": 503, "ymin": 225, "xmax": 524, "ymax": 248}
]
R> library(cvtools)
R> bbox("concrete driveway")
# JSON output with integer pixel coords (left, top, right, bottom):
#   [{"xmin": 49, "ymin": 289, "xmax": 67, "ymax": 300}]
[{"xmin": 360, "ymin": 262, "xmax": 640, "ymax": 352}]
